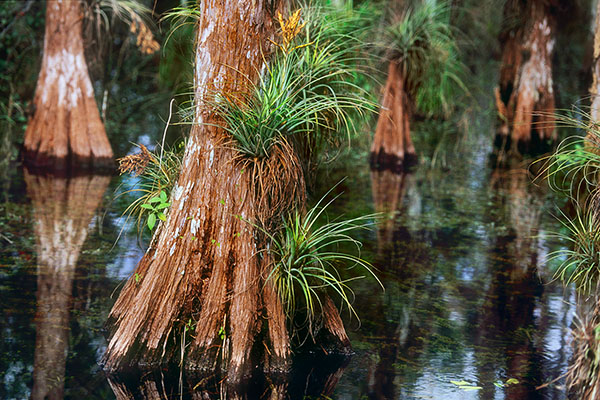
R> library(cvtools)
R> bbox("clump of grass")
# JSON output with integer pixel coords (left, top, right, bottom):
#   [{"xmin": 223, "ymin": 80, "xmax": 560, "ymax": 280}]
[
  {"xmin": 116, "ymin": 141, "xmax": 184, "ymax": 232},
  {"xmin": 259, "ymin": 190, "xmax": 382, "ymax": 338},
  {"xmin": 382, "ymin": 0, "xmax": 466, "ymax": 117}
]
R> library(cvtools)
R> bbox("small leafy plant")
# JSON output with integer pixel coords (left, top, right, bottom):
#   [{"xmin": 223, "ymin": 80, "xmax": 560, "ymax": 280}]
[
  {"xmin": 140, "ymin": 190, "xmax": 170, "ymax": 230},
  {"xmin": 493, "ymin": 378, "xmax": 519, "ymax": 388},
  {"xmin": 450, "ymin": 380, "xmax": 482, "ymax": 391},
  {"xmin": 116, "ymin": 142, "xmax": 183, "ymax": 234}
]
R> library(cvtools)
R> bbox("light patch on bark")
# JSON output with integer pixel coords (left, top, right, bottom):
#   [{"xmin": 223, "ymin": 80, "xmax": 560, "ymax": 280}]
[
  {"xmin": 173, "ymin": 184, "xmax": 184, "ymax": 201},
  {"xmin": 41, "ymin": 50, "xmax": 88, "ymax": 107},
  {"xmin": 208, "ymin": 147, "xmax": 214, "ymax": 167},
  {"xmin": 190, "ymin": 218, "xmax": 199, "ymax": 235}
]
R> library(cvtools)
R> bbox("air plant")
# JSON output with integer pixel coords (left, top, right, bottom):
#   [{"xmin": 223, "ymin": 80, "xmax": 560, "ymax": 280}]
[
  {"xmin": 258, "ymin": 190, "xmax": 382, "ymax": 339},
  {"xmin": 211, "ymin": 7, "xmax": 374, "ymax": 168},
  {"xmin": 542, "ymin": 109, "xmax": 600, "ymax": 292}
]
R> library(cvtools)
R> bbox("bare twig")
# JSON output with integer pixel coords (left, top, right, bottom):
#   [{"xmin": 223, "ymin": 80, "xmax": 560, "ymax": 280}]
[{"xmin": 0, "ymin": 0, "xmax": 35, "ymax": 39}]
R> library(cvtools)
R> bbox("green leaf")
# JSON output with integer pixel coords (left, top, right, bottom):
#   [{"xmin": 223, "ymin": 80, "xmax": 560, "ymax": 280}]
[
  {"xmin": 149, "ymin": 196, "xmax": 161, "ymax": 203},
  {"xmin": 505, "ymin": 378, "xmax": 519, "ymax": 385},
  {"xmin": 450, "ymin": 381, "xmax": 470, "ymax": 386},
  {"xmin": 493, "ymin": 382, "xmax": 504, "ymax": 388},
  {"xmin": 140, "ymin": 204, "xmax": 154, "ymax": 210},
  {"xmin": 157, "ymin": 203, "xmax": 170, "ymax": 210},
  {"xmin": 449, "ymin": 380, "xmax": 481, "ymax": 390},
  {"xmin": 148, "ymin": 213, "xmax": 157, "ymax": 230},
  {"xmin": 160, "ymin": 191, "xmax": 168, "ymax": 202},
  {"xmin": 158, "ymin": 212, "xmax": 167, "ymax": 221}
]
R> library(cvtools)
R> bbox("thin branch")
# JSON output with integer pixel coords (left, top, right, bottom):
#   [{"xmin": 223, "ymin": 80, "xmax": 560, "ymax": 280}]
[{"xmin": 0, "ymin": 0, "xmax": 35, "ymax": 39}]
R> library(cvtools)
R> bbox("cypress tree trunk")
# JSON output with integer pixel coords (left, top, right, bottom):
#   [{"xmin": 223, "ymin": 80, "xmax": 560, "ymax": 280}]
[
  {"xmin": 370, "ymin": 62, "xmax": 416, "ymax": 171},
  {"xmin": 495, "ymin": 0, "xmax": 557, "ymax": 153},
  {"xmin": 23, "ymin": 0, "xmax": 113, "ymax": 169},
  {"xmin": 26, "ymin": 171, "xmax": 110, "ymax": 400},
  {"xmin": 590, "ymin": 0, "xmax": 600, "ymax": 123},
  {"xmin": 103, "ymin": 0, "xmax": 350, "ymax": 383}
]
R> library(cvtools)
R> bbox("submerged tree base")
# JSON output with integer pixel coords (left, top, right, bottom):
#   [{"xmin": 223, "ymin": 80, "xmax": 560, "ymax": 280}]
[
  {"xmin": 22, "ymin": 151, "xmax": 114, "ymax": 171},
  {"xmin": 490, "ymin": 132, "xmax": 555, "ymax": 167},
  {"xmin": 369, "ymin": 151, "xmax": 418, "ymax": 172},
  {"xmin": 106, "ymin": 352, "xmax": 351, "ymax": 399}
]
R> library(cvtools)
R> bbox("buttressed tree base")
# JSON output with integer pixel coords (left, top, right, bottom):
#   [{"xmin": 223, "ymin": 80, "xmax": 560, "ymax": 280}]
[
  {"xmin": 495, "ymin": 0, "xmax": 557, "ymax": 153},
  {"xmin": 370, "ymin": 62, "xmax": 417, "ymax": 171},
  {"xmin": 24, "ymin": 0, "xmax": 113, "ymax": 169}
]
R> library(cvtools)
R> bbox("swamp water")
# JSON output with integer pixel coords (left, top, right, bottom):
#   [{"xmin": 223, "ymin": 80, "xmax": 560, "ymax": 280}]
[{"xmin": 0, "ymin": 139, "xmax": 577, "ymax": 399}]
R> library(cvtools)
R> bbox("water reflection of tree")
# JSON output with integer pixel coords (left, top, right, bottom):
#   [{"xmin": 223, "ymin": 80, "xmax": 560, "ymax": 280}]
[
  {"xmin": 472, "ymin": 166, "xmax": 571, "ymax": 399},
  {"xmin": 370, "ymin": 169, "xmax": 414, "ymax": 257},
  {"xmin": 348, "ymin": 163, "xmax": 574, "ymax": 399},
  {"xmin": 363, "ymin": 168, "xmax": 441, "ymax": 399},
  {"xmin": 106, "ymin": 355, "xmax": 348, "ymax": 399},
  {"xmin": 25, "ymin": 170, "xmax": 110, "ymax": 399},
  {"xmin": 490, "ymin": 167, "xmax": 544, "ymax": 272}
]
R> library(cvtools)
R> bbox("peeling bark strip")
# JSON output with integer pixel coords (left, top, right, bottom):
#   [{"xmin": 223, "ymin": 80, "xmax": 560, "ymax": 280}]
[
  {"xmin": 495, "ymin": 0, "xmax": 557, "ymax": 150},
  {"xmin": 24, "ymin": 0, "xmax": 113, "ymax": 169},
  {"xmin": 103, "ymin": 0, "xmax": 350, "ymax": 383},
  {"xmin": 370, "ymin": 62, "xmax": 416, "ymax": 171}
]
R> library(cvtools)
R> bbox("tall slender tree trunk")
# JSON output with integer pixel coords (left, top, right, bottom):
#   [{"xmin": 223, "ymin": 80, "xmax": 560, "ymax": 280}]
[
  {"xmin": 590, "ymin": 0, "xmax": 600, "ymax": 130},
  {"xmin": 26, "ymin": 171, "xmax": 110, "ymax": 400},
  {"xmin": 495, "ymin": 0, "xmax": 557, "ymax": 153},
  {"xmin": 23, "ymin": 0, "xmax": 113, "ymax": 169},
  {"xmin": 103, "ymin": 0, "xmax": 350, "ymax": 383},
  {"xmin": 370, "ymin": 62, "xmax": 416, "ymax": 170}
]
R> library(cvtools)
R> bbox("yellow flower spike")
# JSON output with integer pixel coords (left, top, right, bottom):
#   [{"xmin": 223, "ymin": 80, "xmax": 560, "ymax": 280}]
[{"xmin": 275, "ymin": 9, "xmax": 306, "ymax": 53}]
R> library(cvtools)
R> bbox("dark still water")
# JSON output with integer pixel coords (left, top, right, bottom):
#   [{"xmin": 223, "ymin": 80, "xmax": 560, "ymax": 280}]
[{"xmin": 0, "ymin": 141, "xmax": 576, "ymax": 399}]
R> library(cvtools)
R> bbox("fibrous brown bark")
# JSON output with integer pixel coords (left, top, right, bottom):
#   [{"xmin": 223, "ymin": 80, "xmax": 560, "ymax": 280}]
[
  {"xmin": 567, "ymin": 295, "xmax": 600, "ymax": 400},
  {"xmin": 26, "ymin": 170, "xmax": 110, "ymax": 400},
  {"xmin": 495, "ymin": 0, "xmax": 557, "ymax": 152},
  {"xmin": 370, "ymin": 62, "xmax": 416, "ymax": 171},
  {"xmin": 103, "ymin": 0, "xmax": 350, "ymax": 383},
  {"xmin": 24, "ymin": 0, "xmax": 113, "ymax": 169}
]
